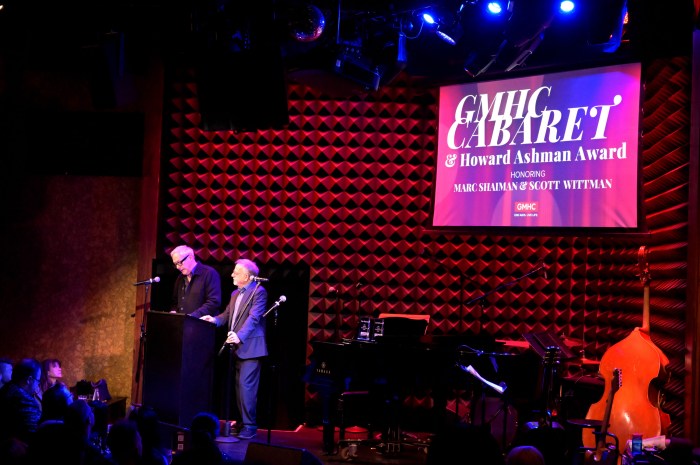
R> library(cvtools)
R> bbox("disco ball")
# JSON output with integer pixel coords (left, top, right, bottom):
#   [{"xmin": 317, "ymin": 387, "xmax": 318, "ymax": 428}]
[{"xmin": 289, "ymin": 4, "xmax": 326, "ymax": 43}]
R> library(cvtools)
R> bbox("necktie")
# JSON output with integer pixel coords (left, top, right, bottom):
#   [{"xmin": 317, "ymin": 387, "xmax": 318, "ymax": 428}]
[{"xmin": 231, "ymin": 289, "xmax": 245, "ymax": 329}]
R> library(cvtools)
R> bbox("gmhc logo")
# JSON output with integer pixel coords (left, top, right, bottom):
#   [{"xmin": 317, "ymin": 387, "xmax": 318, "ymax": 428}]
[{"xmin": 514, "ymin": 202, "xmax": 539, "ymax": 212}]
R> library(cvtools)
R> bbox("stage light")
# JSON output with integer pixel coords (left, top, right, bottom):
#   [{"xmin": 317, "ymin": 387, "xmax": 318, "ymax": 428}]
[
  {"xmin": 559, "ymin": 1, "xmax": 575, "ymax": 13},
  {"xmin": 436, "ymin": 28, "xmax": 462, "ymax": 45},
  {"xmin": 421, "ymin": 8, "xmax": 463, "ymax": 46},
  {"xmin": 506, "ymin": 32, "xmax": 544, "ymax": 71},
  {"xmin": 422, "ymin": 12, "xmax": 437, "ymax": 25},
  {"xmin": 396, "ymin": 32, "xmax": 408, "ymax": 63},
  {"xmin": 486, "ymin": 1, "xmax": 504, "ymax": 15},
  {"xmin": 435, "ymin": 18, "xmax": 464, "ymax": 46},
  {"xmin": 334, "ymin": 49, "xmax": 382, "ymax": 91}
]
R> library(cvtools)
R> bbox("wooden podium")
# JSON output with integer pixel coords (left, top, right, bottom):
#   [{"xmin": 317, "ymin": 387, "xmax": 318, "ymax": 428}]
[{"xmin": 142, "ymin": 311, "xmax": 216, "ymax": 427}]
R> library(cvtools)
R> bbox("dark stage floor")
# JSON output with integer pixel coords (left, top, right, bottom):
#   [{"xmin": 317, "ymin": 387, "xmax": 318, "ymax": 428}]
[
  {"xmin": 186, "ymin": 421, "xmax": 601, "ymax": 465},
  {"xmin": 211, "ymin": 425, "xmax": 431, "ymax": 465},
  {"xmin": 161, "ymin": 418, "xmax": 700, "ymax": 465}
]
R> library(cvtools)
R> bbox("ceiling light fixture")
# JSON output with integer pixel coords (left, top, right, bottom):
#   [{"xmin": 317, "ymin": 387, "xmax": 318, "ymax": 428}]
[{"xmin": 421, "ymin": 8, "xmax": 463, "ymax": 46}]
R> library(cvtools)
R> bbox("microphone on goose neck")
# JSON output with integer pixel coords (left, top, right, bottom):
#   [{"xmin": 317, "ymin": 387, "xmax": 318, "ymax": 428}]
[
  {"xmin": 263, "ymin": 295, "xmax": 287, "ymax": 318},
  {"xmin": 270, "ymin": 295, "xmax": 286, "ymax": 309}
]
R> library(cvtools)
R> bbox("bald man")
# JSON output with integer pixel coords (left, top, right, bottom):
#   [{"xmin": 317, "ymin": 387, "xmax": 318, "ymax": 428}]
[{"xmin": 169, "ymin": 245, "xmax": 222, "ymax": 317}]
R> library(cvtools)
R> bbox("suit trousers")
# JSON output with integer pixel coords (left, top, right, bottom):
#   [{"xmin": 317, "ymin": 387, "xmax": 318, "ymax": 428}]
[{"xmin": 234, "ymin": 356, "xmax": 262, "ymax": 428}]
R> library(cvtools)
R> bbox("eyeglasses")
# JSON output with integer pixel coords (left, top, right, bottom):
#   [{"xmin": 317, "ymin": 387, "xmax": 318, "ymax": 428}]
[{"xmin": 173, "ymin": 255, "xmax": 190, "ymax": 268}]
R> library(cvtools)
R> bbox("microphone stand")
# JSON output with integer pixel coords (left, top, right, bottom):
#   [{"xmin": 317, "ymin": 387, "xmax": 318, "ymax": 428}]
[
  {"xmin": 216, "ymin": 344, "xmax": 239, "ymax": 443},
  {"xmin": 265, "ymin": 307, "xmax": 279, "ymax": 445},
  {"xmin": 330, "ymin": 286, "xmax": 342, "ymax": 343},
  {"xmin": 260, "ymin": 297, "xmax": 288, "ymax": 444},
  {"xmin": 466, "ymin": 261, "xmax": 546, "ymax": 307},
  {"xmin": 355, "ymin": 281, "xmax": 364, "ymax": 320},
  {"xmin": 459, "ymin": 269, "xmax": 466, "ymax": 331},
  {"xmin": 133, "ymin": 282, "xmax": 152, "ymax": 406},
  {"xmin": 423, "ymin": 248, "xmax": 469, "ymax": 329}
]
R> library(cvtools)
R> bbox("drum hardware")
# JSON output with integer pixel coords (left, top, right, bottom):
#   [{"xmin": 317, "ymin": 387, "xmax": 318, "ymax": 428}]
[{"xmin": 515, "ymin": 346, "xmax": 569, "ymax": 465}]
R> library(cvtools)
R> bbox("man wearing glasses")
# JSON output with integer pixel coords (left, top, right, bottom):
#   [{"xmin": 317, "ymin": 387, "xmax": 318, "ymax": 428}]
[
  {"xmin": 170, "ymin": 245, "xmax": 222, "ymax": 318},
  {"xmin": 0, "ymin": 358, "xmax": 42, "ymax": 444}
]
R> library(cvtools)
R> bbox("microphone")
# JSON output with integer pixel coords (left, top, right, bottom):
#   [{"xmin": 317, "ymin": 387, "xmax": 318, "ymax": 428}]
[
  {"xmin": 133, "ymin": 277, "xmax": 160, "ymax": 286},
  {"xmin": 263, "ymin": 295, "xmax": 287, "ymax": 318},
  {"xmin": 218, "ymin": 341, "xmax": 235, "ymax": 356},
  {"xmin": 270, "ymin": 295, "xmax": 287, "ymax": 309},
  {"xmin": 251, "ymin": 276, "xmax": 269, "ymax": 282}
]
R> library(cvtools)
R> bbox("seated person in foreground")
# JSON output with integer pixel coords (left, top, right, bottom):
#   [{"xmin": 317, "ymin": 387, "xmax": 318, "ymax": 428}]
[{"xmin": 171, "ymin": 412, "xmax": 238, "ymax": 465}]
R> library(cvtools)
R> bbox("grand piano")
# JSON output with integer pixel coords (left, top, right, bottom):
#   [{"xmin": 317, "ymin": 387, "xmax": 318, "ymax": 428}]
[
  {"xmin": 305, "ymin": 319, "xmax": 602, "ymax": 458},
  {"xmin": 305, "ymin": 323, "xmax": 533, "ymax": 455}
]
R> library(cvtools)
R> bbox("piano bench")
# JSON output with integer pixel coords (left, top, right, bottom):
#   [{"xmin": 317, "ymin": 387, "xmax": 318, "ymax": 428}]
[{"xmin": 338, "ymin": 390, "xmax": 371, "ymax": 441}]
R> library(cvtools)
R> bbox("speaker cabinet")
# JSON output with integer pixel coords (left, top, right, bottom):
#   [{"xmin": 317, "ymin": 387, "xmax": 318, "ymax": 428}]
[
  {"xmin": 195, "ymin": 0, "xmax": 288, "ymax": 132},
  {"xmin": 244, "ymin": 443, "xmax": 323, "ymax": 465}
]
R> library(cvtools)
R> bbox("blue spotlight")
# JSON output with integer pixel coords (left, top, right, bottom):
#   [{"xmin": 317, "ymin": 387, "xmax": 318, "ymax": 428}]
[
  {"xmin": 422, "ymin": 12, "xmax": 437, "ymax": 24},
  {"xmin": 559, "ymin": 0, "xmax": 575, "ymax": 13},
  {"xmin": 486, "ymin": 1, "xmax": 503, "ymax": 15}
]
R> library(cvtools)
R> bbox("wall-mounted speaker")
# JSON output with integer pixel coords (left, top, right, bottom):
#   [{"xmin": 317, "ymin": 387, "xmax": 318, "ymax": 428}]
[
  {"xmin": 195, "ymin": 0, "xmax": 289, "ymax": 132},
  {"xmin": 197, "ymin": 51, "xmax": 289, "ymax": 132}
]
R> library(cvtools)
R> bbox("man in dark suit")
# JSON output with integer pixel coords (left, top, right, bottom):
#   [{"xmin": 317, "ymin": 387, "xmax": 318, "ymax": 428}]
[
  {"xmin": 201, "ymin": 258, "xmax": 267, "ymax": 440},
  {"xmin": 170, "ymin": 245, "xmax": 222, "ymax": 317}
]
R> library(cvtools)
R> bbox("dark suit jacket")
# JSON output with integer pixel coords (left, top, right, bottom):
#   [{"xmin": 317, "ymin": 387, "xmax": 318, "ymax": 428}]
[
  {"xmin": 170, "ymin": 263, "xmax": 222, "ymax": 317},
  {"xmin": 213, "ymin": 284, "xmax": 268, "ymax": 360}
]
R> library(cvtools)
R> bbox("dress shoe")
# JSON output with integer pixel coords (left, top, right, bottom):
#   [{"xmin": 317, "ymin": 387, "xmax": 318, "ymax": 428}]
[{"xmin": 237, "ymin": 426, "xmax": 257, "ymax": 440}]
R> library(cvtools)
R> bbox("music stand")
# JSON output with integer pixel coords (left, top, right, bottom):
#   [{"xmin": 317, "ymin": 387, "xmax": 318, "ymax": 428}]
[{"xmin": 523, "ymin": 330, "xmax": 577, "ymax": 361}]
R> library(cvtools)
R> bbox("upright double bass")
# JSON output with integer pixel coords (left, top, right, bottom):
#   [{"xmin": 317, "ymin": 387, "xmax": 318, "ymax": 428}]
[{"xmin": 583, "ymin": 246, "xmax": 670, "ymax": 455}]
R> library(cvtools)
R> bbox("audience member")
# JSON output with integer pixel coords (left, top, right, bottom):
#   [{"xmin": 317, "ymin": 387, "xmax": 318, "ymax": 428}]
[
  {"xmin": 425, "ymin": 423, "xmax": 505, "ymax": 465},
  {"xmin": 58, "ymin": 399, "xmax": 112, "ymax": 465},
  {"xmin": 0, "ymin": 358, "xmax": 41, "ymax": 465},
  {"xmin": 171, "ymin": 412, "xmax": 237, "ymax": 465},
  {"xmin": 39, "ymin": 358, "xmax": 64, "ymax": 395},
  {"xmin": 506, "ymin": 445, "xmax": 546, "ymax": 465},
  {"xmin": 0, "ymin": 358, "xmax": 42, "ymax": 444},
  {"xmin": 0, "ymin": 357, "xmax": 12, "ymax": 390},
  {"xmin": 28, "ymin": 418, "xmax": 66, "ymax": 465},
  {"xmin": 39, "ymin": 382, "xmax": 73, "ymax": 424},
  {"xmin": 107, "ymin": 419, "xmax": 143, "ymax": 465},
  {"xmin": 129, "ymin": 405, "xmax": 169, "ymax": 465}
]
